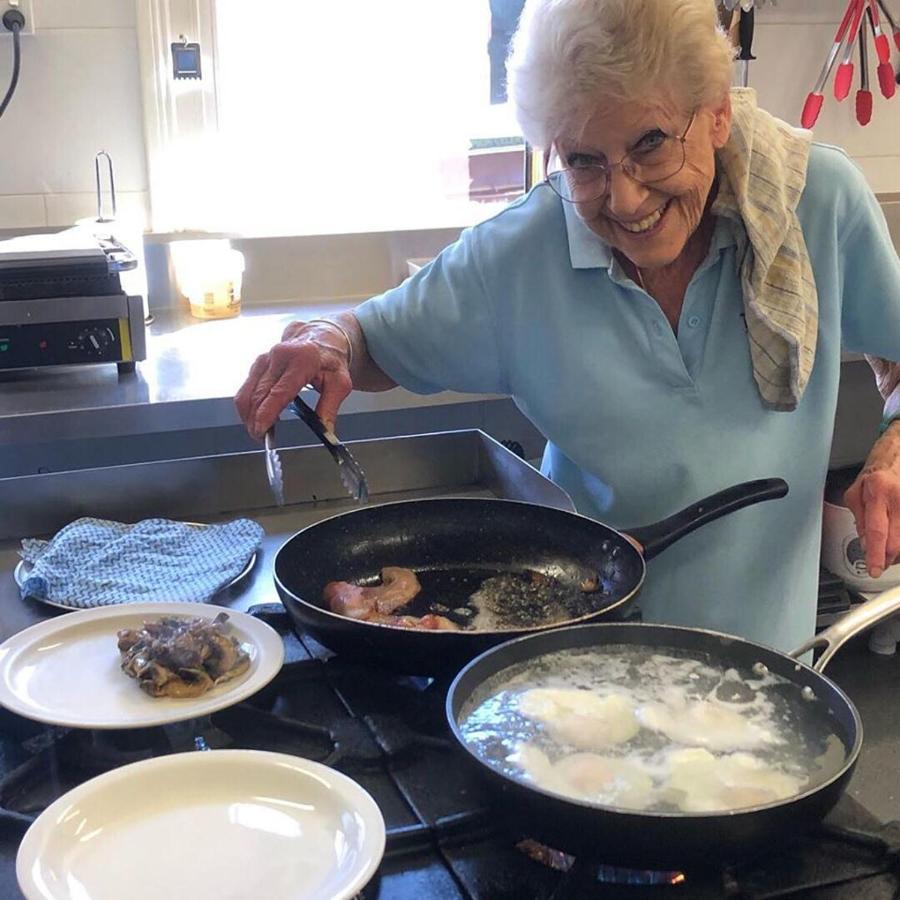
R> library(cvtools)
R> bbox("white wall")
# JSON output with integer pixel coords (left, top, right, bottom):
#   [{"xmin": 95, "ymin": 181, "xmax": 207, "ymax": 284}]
[
  {"xmin": 0, "ymin": 2, "xmax": 895, "ymax": 235},
  {"xmin": 0, "ymin": 0, "xmax": 148, "ymax": 229},
  {"xmin": 748, "ymin": 0, "xmax": 900, "ymax": 193}
]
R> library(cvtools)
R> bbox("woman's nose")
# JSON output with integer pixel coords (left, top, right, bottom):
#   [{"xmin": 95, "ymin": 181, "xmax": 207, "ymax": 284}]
[{"xmin": 605, "ymin": 167, "xmax": 650, "ymax": 218}]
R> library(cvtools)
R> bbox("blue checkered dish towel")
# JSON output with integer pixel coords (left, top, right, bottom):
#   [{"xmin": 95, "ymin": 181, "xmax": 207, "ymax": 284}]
[{"xmin": 19, "ymin": 517, "xmax": 265, "ymax": 608}]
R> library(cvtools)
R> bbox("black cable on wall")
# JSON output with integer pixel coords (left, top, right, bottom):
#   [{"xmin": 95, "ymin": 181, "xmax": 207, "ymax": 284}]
[{"xmin": 0, "ymin": 8, "xmax": 25, "ymax": 119}]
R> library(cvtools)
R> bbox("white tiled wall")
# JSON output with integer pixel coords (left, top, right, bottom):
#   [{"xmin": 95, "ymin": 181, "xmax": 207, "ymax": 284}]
[
  {"xmin": 0, "ymin": 0, "xmax": 149, "ymax": 229},
  {"xmin": 748, "ymin": 0, "xmax": 900, "ymax": 193}
]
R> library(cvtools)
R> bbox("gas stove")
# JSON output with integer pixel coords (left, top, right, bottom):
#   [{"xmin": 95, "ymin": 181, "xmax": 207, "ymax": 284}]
[
  {"xmin": 2, "ymin": 605, "xmax": 899, "ymax": 900},
  {"xmin": 2, "ymin": 437, "xmax": 898, "ymax": 898}
]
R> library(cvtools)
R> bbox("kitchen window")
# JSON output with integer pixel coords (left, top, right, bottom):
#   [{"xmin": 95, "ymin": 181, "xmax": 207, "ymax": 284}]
[{"xmin": 139, "ymin": 0, "xmax": 526, "ymax": 236}]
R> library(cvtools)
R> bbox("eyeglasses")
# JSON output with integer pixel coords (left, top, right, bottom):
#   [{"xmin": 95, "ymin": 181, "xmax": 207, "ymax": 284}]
[{"xmin": 545, "ymin": 112, "xmax": 696, "ymax": 203}]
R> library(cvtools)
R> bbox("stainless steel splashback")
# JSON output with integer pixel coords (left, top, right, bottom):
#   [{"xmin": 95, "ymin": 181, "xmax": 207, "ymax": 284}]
[{"xmin": 0, "ymin": 429, "xmax": 574, "ymax": 541}]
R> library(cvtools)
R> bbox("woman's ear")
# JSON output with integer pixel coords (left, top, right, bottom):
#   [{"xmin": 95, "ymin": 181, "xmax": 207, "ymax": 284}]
[
  {"xmin": 711, "ymin": 94, "xmax": 732, "ymax": 149},
  {"xmin": 711, "ymin": 94, "xmax": 731, "ymax": 150}
]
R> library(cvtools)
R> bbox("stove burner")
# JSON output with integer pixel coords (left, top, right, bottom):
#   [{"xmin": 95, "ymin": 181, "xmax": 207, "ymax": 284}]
[
  {"xmin": 512, "ymin": 820, "xmax": 900, "ymax": 898},
  {"xmin": 517, "ymin": 839, "xmax": 686, "ymax": 887},
  {"xmin": 596, "ymin": 866, "xmax": 686, "ymax": 887},
  {"xmin": 599, "ymin": 867, "xmax": 686, "ymax": 887}
]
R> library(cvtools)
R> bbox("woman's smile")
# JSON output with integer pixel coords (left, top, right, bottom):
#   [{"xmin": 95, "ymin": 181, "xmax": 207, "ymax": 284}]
[{"xmin": 610, "ymin": 199, "xmax": 671, "ymax": 236}]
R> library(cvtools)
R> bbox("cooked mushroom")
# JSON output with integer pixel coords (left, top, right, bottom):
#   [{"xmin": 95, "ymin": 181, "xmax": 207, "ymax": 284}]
[{"xmin": 117, "ymin": 614, "xmax": 250, "ymax": 699}]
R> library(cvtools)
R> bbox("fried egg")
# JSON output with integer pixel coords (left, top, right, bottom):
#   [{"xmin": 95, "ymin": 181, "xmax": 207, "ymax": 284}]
[
  {"xmin": 636, "ymin": 698, "xmax": 779, "ymax": 752},
  {"xmin": 509, "ymin": 744, "xmax": 656, "ymax": 809},
  {"xmin": 517, "ymin": 688, "xmax": 640, "ymax": 750},
  {"xmin": 661, "ymin": 747, "xmax": 806, "ymax": 812}
]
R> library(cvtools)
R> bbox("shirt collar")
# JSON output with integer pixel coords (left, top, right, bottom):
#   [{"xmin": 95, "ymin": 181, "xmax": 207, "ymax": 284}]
[
  {"xmin": 561, "ymin": 193, "xmax": 737, "ymax": 271},
  {"xmin": 562, "ymin": 200, "xmax": 613, "ymax": 269}
]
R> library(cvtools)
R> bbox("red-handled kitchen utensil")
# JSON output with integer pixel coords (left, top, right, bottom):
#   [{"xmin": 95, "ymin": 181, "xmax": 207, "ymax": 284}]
[
  {"xmin": 867, "ymin": 0, "xmax": 897, "ymax": 96},
  {"xmin": 800, "ymin": 94, "xmax": 824, "ymax": 130},
  {"xmin": 835, "ymin": 0, "xmax": 867, "ymax": 100},
  {"xmin": 877, "ymin": 59, "xmax": 897, "ymax": 96},
  {"xmin": 857, "ymin": 25, "xmax": 874, "ymax": 123},
  {"xmin": 876, "ymin": 0, "xmax": 900, "ymax": 50},
  {"xmin": 803, "ymin": 0, "xmax": 862, "ymax": 125}
]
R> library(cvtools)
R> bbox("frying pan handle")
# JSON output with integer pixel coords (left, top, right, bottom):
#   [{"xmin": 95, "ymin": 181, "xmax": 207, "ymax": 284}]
[
  {"xmin": 626, "ymin": 478, "xmax": 789, "ymax": 561},
  {"xmin": 792, "ymin": 584, "xmax": 900, "ymax": 672}
]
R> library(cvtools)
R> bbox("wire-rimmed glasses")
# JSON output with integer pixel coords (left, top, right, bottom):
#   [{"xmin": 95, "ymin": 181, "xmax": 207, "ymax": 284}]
[{"xmin": 546, "ymin": 112, "xmax": 696, "ymax": 203}]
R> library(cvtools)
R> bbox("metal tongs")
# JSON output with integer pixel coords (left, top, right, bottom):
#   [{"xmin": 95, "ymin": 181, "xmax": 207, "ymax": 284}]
[
  {"xmin": 290, "ymin": 395, "xmax": 369, "ymax": 503},
  {"xmin": 264, "ymin": 429, "xmax": 285, "ymax": 507},
  {"xmin": 263, "ymin": 396, "xmax": 369, "ymax": 506}
]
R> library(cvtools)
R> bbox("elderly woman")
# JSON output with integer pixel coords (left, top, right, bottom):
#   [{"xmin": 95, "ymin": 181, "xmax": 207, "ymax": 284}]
[{"xmin": 236, "ymin": 0, "xmax": 900, "ymax": 653}]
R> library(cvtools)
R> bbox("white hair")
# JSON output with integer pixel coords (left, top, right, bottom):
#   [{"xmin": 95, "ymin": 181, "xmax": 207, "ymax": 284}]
[{"xmin": 508, "ymin": 0, "xmax": 735, "ymax": 148}]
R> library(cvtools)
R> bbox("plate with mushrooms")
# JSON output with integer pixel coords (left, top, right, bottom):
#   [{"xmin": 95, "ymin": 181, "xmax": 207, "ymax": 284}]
[{"xmin": 0, "ymin": 602, "xmax": 284, "ymax": 729}]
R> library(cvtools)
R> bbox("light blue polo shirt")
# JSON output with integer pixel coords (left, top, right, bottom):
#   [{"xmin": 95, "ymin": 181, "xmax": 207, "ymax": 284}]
[{"xmin": 354, "ymin": 144, "xmax": 900, "ymax": 653}]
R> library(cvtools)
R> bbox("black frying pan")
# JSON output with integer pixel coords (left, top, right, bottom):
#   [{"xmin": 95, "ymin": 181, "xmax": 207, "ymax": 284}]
[
  {"xmin": 274, "ymin": 478, "xmax": 787, "ymax": 673},
  {"xmin": 445, "ymin": 588, "xmax": 900, "ymax": 868}
]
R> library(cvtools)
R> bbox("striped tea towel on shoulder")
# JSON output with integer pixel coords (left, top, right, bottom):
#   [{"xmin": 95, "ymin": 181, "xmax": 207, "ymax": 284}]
[{"xmin": 713, "ymin": 87, "xmax": 817, "ymax": 411}]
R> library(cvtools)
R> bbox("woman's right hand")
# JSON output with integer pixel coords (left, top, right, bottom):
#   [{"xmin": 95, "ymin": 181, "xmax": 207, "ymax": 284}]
[{"xmin": 235, "ymin": 321, "xmax": 353, "ymax": 441}]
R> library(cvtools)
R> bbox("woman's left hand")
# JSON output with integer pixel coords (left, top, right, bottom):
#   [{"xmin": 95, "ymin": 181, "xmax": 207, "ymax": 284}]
[{"xmin": 844, "ymin": 422, "xmax": 900, "ymax": 577}]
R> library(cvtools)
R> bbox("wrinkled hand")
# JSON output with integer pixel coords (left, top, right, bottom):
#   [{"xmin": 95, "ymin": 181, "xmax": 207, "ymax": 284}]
[
  {"xmin": 234, "ymin": 322, "xmax": 352, "ymax": 441},
  {"xmin": 844, "ymin": 424, "xmax": 900, "ymax": 578}
]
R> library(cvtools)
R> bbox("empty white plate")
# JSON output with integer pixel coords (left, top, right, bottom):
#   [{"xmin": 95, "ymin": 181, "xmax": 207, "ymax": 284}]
[
  {"xmin": 0, "ymin": 602, "xmax": 284, "ymax": 729},
  {"xmin": 16, "ymin": 749, "xmax": 386, "ymax": 900}
]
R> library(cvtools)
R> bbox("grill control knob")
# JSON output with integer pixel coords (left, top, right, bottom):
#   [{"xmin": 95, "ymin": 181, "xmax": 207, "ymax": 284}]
[{"xmin": 75, "ymin": 326, "xmax": 115, "ymax": 357}]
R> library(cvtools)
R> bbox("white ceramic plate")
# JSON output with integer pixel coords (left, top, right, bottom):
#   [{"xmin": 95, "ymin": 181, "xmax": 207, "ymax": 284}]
[
  {"xmin": 0, "ymin": 602, "xmax": 284, "ymax": 729},
  {"xmin": 16, "ymin": 749, "xmax": 386, "ymax": 900}
]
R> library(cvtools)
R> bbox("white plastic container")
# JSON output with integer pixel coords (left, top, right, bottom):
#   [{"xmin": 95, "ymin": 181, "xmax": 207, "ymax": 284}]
[
  {"xmin": 821, "ymin": 495, "xmax": 900, "ymax": 656},
  {"xmin": 821, "ymin": 499, "xmax": 900, "ymax": 593},
  {"xmin": 171, "ymin": 240, "xmax": 245, "ymax": 320}
]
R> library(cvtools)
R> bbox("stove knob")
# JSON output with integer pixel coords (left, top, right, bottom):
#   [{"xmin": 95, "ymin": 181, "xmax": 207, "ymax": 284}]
[{"xmin": 75, "ymin": 326, "xmax": 114, "ymax": 357}]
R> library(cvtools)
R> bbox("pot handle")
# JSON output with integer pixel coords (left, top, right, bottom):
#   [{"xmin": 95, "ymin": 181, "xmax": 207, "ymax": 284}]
[
  {"xmin": 791, "ymin": 584, "xmax": 900, "ymax": 672},
  {"xmin": 627, "ymin": 478, "xmax": 789, "ymax": 561}
]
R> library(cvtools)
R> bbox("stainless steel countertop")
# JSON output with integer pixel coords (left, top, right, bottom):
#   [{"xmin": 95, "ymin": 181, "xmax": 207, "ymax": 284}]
[{"xmin": 0, "ymin": 300, "xmax": 498, "ymax": 447}]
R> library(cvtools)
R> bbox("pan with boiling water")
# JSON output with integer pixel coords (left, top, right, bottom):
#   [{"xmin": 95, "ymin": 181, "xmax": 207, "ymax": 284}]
[{"xmin": 446, "ymin": 588, "xmax": 900, "ymax": 868}]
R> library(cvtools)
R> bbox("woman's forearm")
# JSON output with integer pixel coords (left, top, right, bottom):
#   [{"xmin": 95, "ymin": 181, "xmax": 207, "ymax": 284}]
[
  {"xmin": 336, "ymin": 312, "xmax": 398, "ymax": 392},
  {"xmin": 862, "ymin": 420, "xmax": 900, "ymax": 471},
  {"xmin": 288, "ymin": 312, "xmax": 397, "ymax": 392}
]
